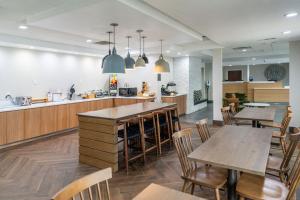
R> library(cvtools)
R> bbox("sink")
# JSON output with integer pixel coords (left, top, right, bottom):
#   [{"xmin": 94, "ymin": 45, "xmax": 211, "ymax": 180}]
[{"xmin": 0, "ymin": 101, "xmax": 18, "ymax": 109}]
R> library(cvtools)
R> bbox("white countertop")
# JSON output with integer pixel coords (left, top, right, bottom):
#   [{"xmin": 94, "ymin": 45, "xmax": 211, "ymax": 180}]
[
  {"xmin": 161, "ymin": 93, "xmax": 187, "ymax": 98},
  {"xmin": 0, "ymin": 96, "xmax": 156, "ymax": 113}
]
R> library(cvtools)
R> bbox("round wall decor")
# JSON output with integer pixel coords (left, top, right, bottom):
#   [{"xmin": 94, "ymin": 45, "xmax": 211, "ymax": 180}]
[{"xmin": 264, "ymin": 64, "xmax": 286, "ymax": 81}]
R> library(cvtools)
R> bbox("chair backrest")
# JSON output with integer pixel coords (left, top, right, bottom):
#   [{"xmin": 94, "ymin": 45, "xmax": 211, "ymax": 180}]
[
  {"xmin": 228, "ymin": 103, "xmax": 237, "ymax": 115},
  {"xmin": 281, "ymin": 129, "xmax": 300, "ymax": 179},
  {"xmin": 52, "ymin": 168, "xmax": 112, "ymax": 200},
  {"xmin": 221, "ymin": 106, "xmax": 232, "ymax": 125},
  {"xmin": 172, "ymin": 128, "xmax": 197, "ymax": 177},
  {"xmin": 286, "ymin": 129, "xmax": 300, "ymax": 199},
  {"xmin": 280, "ymin": 112, "xmax": 292, "ymax": 136},
  {"xmin": 196, "ymin": 118, "xmax": 210, "ymax": 143}
]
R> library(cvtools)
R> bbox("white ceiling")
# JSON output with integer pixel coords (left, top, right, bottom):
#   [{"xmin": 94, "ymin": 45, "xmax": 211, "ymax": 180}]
[{"xmin": 0, "ymin": 0, "xmax": 299, "ymax": 63}]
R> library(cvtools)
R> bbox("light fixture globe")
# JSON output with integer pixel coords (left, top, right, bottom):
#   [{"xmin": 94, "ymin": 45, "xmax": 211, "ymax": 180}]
[
  {"xmin": 154, "ymin": 54, "xmax": 170, "ymax": 72},
  {"xmin": 102, "ymin": 47, "xmax": 125, "ymax": 73},
  {"xmin": 102, "ymin": 23, "xmax": 125, "ymax": 74},
  {"xmin": 125, "ymin": 52, "xmax": 135, "ymax": 69},
  {"xmin": 154, "ymin": 39, "xmax": 170, "ymax": 73},
  {"xmin": 135, "ymin": 55, "xmax": 146, "ymax": 67}
]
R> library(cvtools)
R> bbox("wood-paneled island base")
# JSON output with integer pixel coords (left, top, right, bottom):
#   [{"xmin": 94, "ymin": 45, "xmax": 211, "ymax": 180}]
[{"xmin": 77, "ymin": 102, "xmax": 176, "ymax": 172}]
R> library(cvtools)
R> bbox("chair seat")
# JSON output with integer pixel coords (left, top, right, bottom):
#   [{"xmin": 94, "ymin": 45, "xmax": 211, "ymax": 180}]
[
  {"xmin": 172, "ymin": 116, "xmax": 179, "ymax": 122},
  {"xmin": 182, "ymin": 166, "xmax": 227, "ymax": 189},
  {"xmin": 261, "ymin": 121, "xmax": 282, "ymax": 128},
  {"xmin": 237, "ymin": 173, "xmax": 289, "ymax": 200},
  {"xmin": 272, "ymin": 131, "xmax": 284, "ymax": 138},
  {"xmin": 267, "ymin": 156, "xmax": 283, "ymax": 173},
  {"xmin": 118, "ymin": 124, "xmax": 140, "ymax": 139}
]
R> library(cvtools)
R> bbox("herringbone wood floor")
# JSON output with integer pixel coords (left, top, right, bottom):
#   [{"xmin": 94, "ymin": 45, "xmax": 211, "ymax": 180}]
[{"xmin": 0, "ymin": 123, "xmax": 298, "ymax": 200}]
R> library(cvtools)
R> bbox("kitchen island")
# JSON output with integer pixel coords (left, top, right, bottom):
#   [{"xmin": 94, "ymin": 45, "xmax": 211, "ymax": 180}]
[{"xmin": 77, "ymin": 102, "xmax": 175, "ymax": 172}]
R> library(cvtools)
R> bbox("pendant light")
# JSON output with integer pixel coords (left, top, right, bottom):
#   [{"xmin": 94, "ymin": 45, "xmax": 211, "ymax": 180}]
[
  {"xmin": 125, "ymin": 36, "xmax": 135, "ymax": 69},
  {"xmin": 102, "ymin": 23, "xmax": 125, "ymax": 74},
  {"xmin": 101, "ymin": 31, "xmax": 112, "ymax": 68},
  {"xmin": 135, "ymin": 29, "xmax": 146, "ymax": 67},
  {"xmin": 154, "ymin": 40, "xmax": 170, "ymax": 73},
  {"xmin": 142, "ymin": 36, "xmax": 149, "ymax": 64}
]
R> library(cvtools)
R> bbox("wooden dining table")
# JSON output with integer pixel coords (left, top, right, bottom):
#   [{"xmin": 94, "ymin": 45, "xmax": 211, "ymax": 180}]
[
  {"xmin": 133, "ymin": 183, "xmax": 206, "ymax": 200},
  {"xmin": 234, "ymin": 107, "xmax": 275, "ymax": 127},
  {"xmin": 188, "ymin": 125, "xmax": 273, "ymax": 200}
]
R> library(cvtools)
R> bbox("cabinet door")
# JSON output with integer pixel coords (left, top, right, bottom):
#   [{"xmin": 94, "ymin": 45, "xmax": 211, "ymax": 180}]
[
  {"xmin": 24, "ymin": 108, "xmax": 41, "ymax": 139},
  {"xmin": 114, "ymin": 98, "xmax": 137, "ymax": 106},
  {"xmin": 40, "ymin": 106, "xmax": 57, "ymax": 135},
  {"xmin": 0, "ymin": 112, "xmax": 7, "ymax": 145},
  {"xmin": 6, "ymin": 110, "xmax": 25, "ymax": 143},
  {"xmin": 69, "ymin": 102, "xmax": 89, "ymax": 128},
  {"xmin": 57, "ymin": 104, "xmax": 70, "ymax": 130},
  {"xmin": 103, "ymin": 99, "xmax": 114, "ymax": 108}
]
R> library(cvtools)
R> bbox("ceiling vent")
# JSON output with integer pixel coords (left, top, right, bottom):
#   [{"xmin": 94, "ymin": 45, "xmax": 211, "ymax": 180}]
[
  {"xmin": 94, "ymin": 41, "xmax": 114, "ymax": 45},
  {"xmin": 233, "ymin": 46, "xmax": 252, "ymax": 51},
  {"xmin": 261, "ymin": 37, "xmax": 277, "ymax": 41}
]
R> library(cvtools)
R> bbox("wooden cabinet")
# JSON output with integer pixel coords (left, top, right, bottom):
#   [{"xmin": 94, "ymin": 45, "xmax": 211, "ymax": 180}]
[
  {"xmin": 102, "ymin": 99, "xmax": 114, "ymax": 108},
  {"xmin": 6, "ymin": 110, "xmax": 25, "ymax": 143},
  {"xmin": 136, "ymin": 97, "xmax": 155, "ymax": 103},
  {"xmin": 24, "ymin": 108, "xmax": 41, "ymax": 139},
  {"xmin": 0, "ymin": 113, "xmax": 7, "ymax": 145},
  {"xmin": 57, "ymin": 105, "xmax": 70, "ymax": 130},
  {"xmin": 114, "ymin": 98, "xmax": 137, "ymax": 106},
  {"xmin": 40, "ymin": 106, "xmax": 57, "ymax": 135},
  {"xmin": 69, "ymin": 102, "xmax": 89, "ymax": 128},
  {"xmin": 161, "ymin": 95, "xmax": 187, "ymax": 115}
]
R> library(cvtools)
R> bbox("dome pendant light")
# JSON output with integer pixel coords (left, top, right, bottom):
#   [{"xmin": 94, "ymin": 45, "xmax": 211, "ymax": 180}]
[
  {"xmin": 102, "ymin": 23, "xmax": 125, "ymax": 74},
  {"xmin": 125, "ymin": 36, "xmax": 135, "ymax": 70},
  {"xmin": 135, "ymin": 29, "xmax": 146, "ymax": 67},
  {"xmin": 142, "ymin": 36, "xmax": 149, "ymax": 64},
  {"xmin": 154, "ymin": 40, "xmax": 170, "ymax": 73},
  {"xmin": 101, "ymin": 31, "xmax": 112, "ymax": 68}
]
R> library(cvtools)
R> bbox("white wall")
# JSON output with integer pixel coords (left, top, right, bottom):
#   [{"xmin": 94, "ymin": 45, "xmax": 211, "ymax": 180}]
[
  {"xmin": 0, "ymin": 46, "xmax": 173, "ymax": 100},
  {"xmin": 173, "ymin": 56, "xmax": 206, "ymax": 114},
  {"xmin": 289, "ymin": 41, "xmax": 300, "ymax": 127}
]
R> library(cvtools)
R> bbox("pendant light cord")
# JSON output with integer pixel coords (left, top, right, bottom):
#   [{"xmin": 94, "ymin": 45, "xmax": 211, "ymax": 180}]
[
  {"xmin": 108, "ymin": 32, "xmax": 111, "ymax": 51},
  {"xmin": 113, "ymin": 26, "xmax": 116, "ymax": 48},
  {"xmin": 127, "ymin": 36, "xmax": 130, "ymax": 53},
  {"xmin": 139, "ymin": 32, "xmax": 142, "ymax": 56},
  {"xmin": 160, "ymin": 40, "xmax": 163, "ymax": 54},
  {"xmin": 142, "ymin": 37, "xmax": 145, "ymax": 54}
]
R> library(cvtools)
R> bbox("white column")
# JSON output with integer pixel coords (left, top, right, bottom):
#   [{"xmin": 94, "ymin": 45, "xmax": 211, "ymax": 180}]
[
  {"xmin": 246, "ymin": 64, "xmax": 250, "ymax": 81},
  {"xmin": 212, "ymin": 48, "xmax": 223, "ymax": 122},
  {"xmin": 289, "ymin": 41, "xmax": 300, "ymax": 127}
]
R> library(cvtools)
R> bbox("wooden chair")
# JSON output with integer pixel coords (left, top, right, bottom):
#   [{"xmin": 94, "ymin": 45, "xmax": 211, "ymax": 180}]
[
  {"xmin": 172, "ymin": 128, "xmax": 227, "ymax": 200},
  {"xmin": 221, "ymin": 106, "xmax": 232, "ymax": 125},
  {"xmin": 52, "ymin": 168, "xmax": 112, "ymax": 200},
  {"xmin": 271, "ymin": 112, "xmax": 292, "ymax": 155},
  {"xmin": 236, "ymin": 143, "xmax": 300, "ymax": 200},
  {"xmin": 118, "ymin": 116, "xmax": 145, "ymax": 173},
  {"xmin": 196, "ymin": 118, "xmax": 210, "ymax": 143},
  {"xmin": 228, "ymin": 103, "xmax": 251, "ymax": 126},
  {"xmin": 164, "ymin": 106, "xmax": 181, "ymax": 134},
  {"xmin": 153, "ymin": 110, "xmax": 172, "ymax": 154},
  {"xmin": 261, "ymin": 107, "xmax": 292, "ymax": 128},
  {"xmin": 138, "ymin": 112, "xmax": 159, "ymax": 160},
  {"xmin": 267, "ymin": 128, "xmax": 300, "ymax": 182}
]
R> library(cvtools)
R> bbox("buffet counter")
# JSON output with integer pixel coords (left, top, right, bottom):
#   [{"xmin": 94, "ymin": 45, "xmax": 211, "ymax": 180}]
[
  {"xmin": 253, "ymin": 88, "xmax": 289, "ymax": 102},
  {"xmin": 161, "ymin": 94, "xmax": 187, "ymax": 115}
]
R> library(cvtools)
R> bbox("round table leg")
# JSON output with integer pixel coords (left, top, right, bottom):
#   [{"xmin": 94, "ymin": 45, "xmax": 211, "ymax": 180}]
[{"xmin": 227, "ymin": 169, "xmax": 238, "ymax": 200}]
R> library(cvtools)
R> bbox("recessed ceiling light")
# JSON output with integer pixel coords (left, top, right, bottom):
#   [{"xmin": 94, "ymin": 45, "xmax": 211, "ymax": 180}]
[
  {"xmin": 177, "ymin": 52, "xmax": 181, "ymax": 55},
  {"xmin": 29, "ymin": 46, "xmax": 35, "ymax": 49},
  {"xmin": 18, "ymin": 25, "xmax": 28, "ymax": 30},
  {"xmin": 285, "ymin": 12, "xmax": 298, "ymax": 18},
  {"xmin": 242, "ymin": 49, "xmax": 247, "ymax": 52},
  {"xmin": 166, "ymin": 50, "xmax": 170, "ymax": 53},
  {"xmin": 86, "ymin": 39, "xmax": 92, "ymax": 43},
  {"xmin": 228, "ymin": 64, "xmax": 232, "ymax": 66},
  {"xmin": 185, "ymin": 54, "xmax": 189, "ymax": 56},
  {"xmin": 283, "ymin": 30, "xmax": 291, "ymax": 35},
  {"xmin": 252, "ymin": 57, "xmax": 256, "ymax": 61}
]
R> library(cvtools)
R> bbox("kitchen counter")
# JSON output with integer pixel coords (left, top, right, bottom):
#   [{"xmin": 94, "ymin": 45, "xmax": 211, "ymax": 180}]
[
  {"xmin": 161, "ymin": 93, "xmax": 187, "ymax": 98},
  {"xmin": 78, "ymin": 102, "xmax": 175, "ymax": 171},
  {"xmin": 0, "ymin": 96, "xmax": 156, "ymax": 113},
  {"xmin": 161, "ymin": 94, "xmax": 187, "ymax": 115}
]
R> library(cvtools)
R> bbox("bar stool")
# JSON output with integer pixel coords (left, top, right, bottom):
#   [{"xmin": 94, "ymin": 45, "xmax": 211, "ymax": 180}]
[
  {"xmin": 164, "ymin": 106, "xmax": 181, "ymax": 134},
  {"xmin": 153, "ymin": 109, "xmax": 172, "ymax": 154},
  {"xmin": 138, "ymin": 112, "xmax": 159, "ymax": 160},
  {"xmin": 118, "ymin": 116, "xmax": 144, "ymax": 173}
]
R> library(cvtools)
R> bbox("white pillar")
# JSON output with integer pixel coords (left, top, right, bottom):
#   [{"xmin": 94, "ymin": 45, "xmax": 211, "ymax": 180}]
[
  {"xmin": 212, "ymin": 48, "xmax": 223, "ymax": 122},
  {"xmin": 246, "ymin": 64, "xmax": 250, "ymax": 81},
  {"xmin": 289, "ymin": 41, "xmax": 300, "ymax": 127}
]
